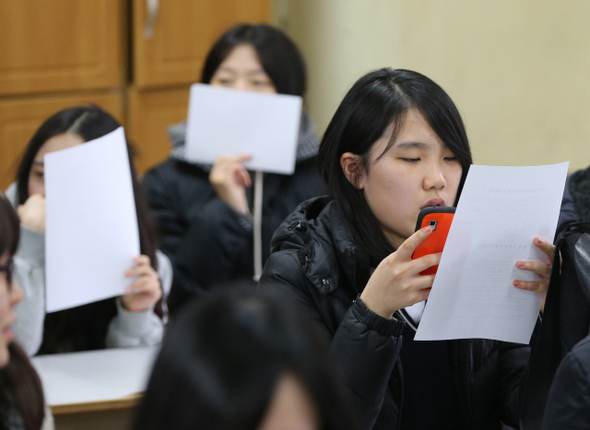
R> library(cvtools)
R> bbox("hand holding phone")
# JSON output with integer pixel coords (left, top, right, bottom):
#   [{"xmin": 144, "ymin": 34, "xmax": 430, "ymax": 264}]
[{"xmin": 412, "ymin": 206, "xmax": 455, "ymax": 275}]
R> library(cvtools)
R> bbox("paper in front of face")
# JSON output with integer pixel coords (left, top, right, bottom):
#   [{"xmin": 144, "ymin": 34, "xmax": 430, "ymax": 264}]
[
  {"xmin": 185, "ymin": 83, "xmax": 302, "ymax": 175},
  {"xmin": 415, "ymin": 162, "xmax": 569, "ymax": 344},
  {"xmin": 44, "ymin": 127, "xmax": 140, "ymax": 312}
]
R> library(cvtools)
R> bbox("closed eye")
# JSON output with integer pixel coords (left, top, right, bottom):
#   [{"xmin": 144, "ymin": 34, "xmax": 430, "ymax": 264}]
[
  {"xmin": 444, "ymin": 156, "xmax": 458, "ymax": 162},
  {"xmin": 400, "ymin": 158, "xmax": 420, "ymax": 163}
]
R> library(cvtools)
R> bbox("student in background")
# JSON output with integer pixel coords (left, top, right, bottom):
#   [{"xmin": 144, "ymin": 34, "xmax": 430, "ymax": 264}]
[
  {"xmin": 0, "ymin": 195, "xmax": 48, "ymax": 430},
  {"xmin": 258, "ymin": 68, "xmax": 554, "ymax": 429},
  {"xmin": 5, "ymin": 105, "xmax": 172, "ymax": 356},
  {"xmin": 142, "ymin": 23, "xmax": 326, "ymax": 314},
  {"xmin": 132, "ymin": 286, "xmax": 361, "ymax": 430}
]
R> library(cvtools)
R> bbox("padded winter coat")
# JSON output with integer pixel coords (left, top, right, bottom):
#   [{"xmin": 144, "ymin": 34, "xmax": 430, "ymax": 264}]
[
  {"xmin": 258, "ymin": 196, "xmax": 531, "ymax": 429},
  {"xmin": 142, "ymin": 116, "xmax": 326, "ymax": 313}
]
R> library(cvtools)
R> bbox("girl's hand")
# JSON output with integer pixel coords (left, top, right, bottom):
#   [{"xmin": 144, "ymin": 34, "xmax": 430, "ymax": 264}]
[
  {"xmin": 513, "ymin": 237, "xmax": 555, "ymax": 310},
  {"xmin": 360, "ymin": 226, "xmax": 440, "ymax": 319},
  {"xmin": 121, "ymin": 255, "xmax": 162, "ymax": 312},
  {"xmin": 17, "ymin": 194, "xmax": 46, "ymax": 232},
  {"xmin": 209, "ymin": 154, "xmax": 252, "ymax": 214}
]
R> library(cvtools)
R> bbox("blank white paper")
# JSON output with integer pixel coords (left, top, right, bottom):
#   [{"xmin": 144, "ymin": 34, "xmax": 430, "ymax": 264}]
[
  {"xmin": 31, "ymin": 346, "xmax": 159, "ymax": 405},
  {"xmin": 185, "ymin": 83, "xmax": 302, "ymax": 175},
  {"xmin": 415, "ymin": 162, "xmax": 569, "ymax": 344},
  {"xmin": 44, "ymin": 127, "xmax": 140, "ymax": 312}
]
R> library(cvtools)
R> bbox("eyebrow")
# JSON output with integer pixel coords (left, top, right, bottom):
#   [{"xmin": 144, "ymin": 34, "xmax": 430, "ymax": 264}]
[
  {"xmin": 33, "ymin": 161, "xmax": 44, "ymax": 167},
  {"xmin": 394, "ymin": 141, "xmax": 429, "ymax": 150},
  {"xmin": 216, "ymin": 66, "xmax": 267, "ymax": 76}
]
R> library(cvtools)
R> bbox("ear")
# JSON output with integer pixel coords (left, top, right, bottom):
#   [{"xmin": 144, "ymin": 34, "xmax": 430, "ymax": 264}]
[{"xmin": 340, "ymin": 152, "xmax": 365, "ymax": 189}]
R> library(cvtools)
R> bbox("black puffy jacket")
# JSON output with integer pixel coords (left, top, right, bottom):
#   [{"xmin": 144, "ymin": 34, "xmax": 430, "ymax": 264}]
[
  {"xmin": 142, "ymin": 156, "xmax": 326, "ymax": 313},
  {"xmin": 258, "ymin": 197, "xmax": 530, "ymax": 429},
  {"xmin": 541, "ymin": 335, "xmax": 590, "ymax": 429}
]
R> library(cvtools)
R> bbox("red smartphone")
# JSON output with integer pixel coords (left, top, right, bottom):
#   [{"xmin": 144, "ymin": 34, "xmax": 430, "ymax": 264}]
[{"xmin": 412, "ymin": 206, "xmax": 455, "ymax": 275}]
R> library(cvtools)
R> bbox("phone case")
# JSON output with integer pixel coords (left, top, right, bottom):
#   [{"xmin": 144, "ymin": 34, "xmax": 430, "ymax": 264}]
[{"xmin": 412, "ymin": 206, "xmax": 455, "ymax": 275}]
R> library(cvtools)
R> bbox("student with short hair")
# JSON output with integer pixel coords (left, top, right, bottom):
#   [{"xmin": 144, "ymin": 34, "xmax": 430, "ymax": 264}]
[
  {"xmin": 142, "ymin": 23, "xmax": 326, "ymax": 314},
  {"xmin": 6, "ymin": 105, "xmax": 172, "ymax": 356},
  {"xmin": 258, "ymin": 68, "xmax": 554, "ymax": 429},
  {"xmin": 132, "ymin": 286, "xmax": 361, "ymax": 430}
]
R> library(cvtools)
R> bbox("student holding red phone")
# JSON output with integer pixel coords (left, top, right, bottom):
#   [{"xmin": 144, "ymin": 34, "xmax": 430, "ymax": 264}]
[{"xmin": 258, "ymin": 69, "xmax": 554, "ymax": 429}]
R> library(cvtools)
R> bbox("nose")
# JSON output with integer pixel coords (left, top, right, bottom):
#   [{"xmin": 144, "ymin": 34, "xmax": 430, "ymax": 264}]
[
  {"xmin": 232, "ymin": 78, "xmax": 250, "ymax": 92},
  {"xmin": 423, "ymin": 161, "xmax": 447, "ymax": 190},
  {"xmin": 10, "ymin": 280, "xmax": 23, "ymax": 307}
]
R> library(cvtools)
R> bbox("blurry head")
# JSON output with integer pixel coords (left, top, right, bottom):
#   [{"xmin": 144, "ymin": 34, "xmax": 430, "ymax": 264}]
[
  {"xmin": 16, "ymin": 105, "xmax": 120, "ymax": 202},
  {"xmin": 318, "ymin": 68, "xmax": 472, "ymax": 260},
  {"xmin": 133, "ymin": 287, "xmax": 360, "ymax": 430},
  {"xmin": 201, "ymin": 24, "xmax": 306, "ymax": 97},
  {"xmin": 0, "ymin": 197, "xmax": 22, "ymax": 368}
]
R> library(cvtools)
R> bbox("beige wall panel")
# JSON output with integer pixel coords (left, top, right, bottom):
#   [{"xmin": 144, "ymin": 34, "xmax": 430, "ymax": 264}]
[
  {"xmin": 401, "ymin": 0, "xmax": 590, "ymax": 170},
  {"xmin": 0, "ymin": 0, "xmax": 124, "ymax": 95},
  {"xmin": 0, "ymin": 92, "xmax": 123, "ymax": 191},
  {"xmin": 127, "ymin": 87, "xmax": 190, "ymax": 174},
  {"xmin": 286, "ymin": 0, "xmax": 404, "ymax": 134},
  {"xmin": 133, "ymin": 0, "xmax": 270, "ymax": 88},
  {"xmin": 285, "ymin": 0, "xmax": 590, "ymax": 171}
]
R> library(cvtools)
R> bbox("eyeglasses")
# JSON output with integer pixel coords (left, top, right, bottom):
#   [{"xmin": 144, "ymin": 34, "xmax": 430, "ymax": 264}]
[{"xmin": 0, "ymin": 257, "xmax": 14, "ymax": 285}]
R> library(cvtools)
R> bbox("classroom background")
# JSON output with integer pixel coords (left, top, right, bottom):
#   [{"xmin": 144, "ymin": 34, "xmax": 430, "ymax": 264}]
[{"xmin": 1, "ymin": 0, "xmax": 588, "ymax": 193}]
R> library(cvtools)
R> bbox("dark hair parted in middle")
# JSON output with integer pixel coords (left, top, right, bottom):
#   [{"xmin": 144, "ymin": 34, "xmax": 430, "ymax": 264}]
[
  {"xmin": 201, "ymin": 23, "xmax": 306, "ymax": 97},
  {"xmin": 132, "ymin": 287, "xmax": 360, "ymax": 430},
  {"xmin": 318, "ymin": 68, "xmax": 472, "ymax": 263}
]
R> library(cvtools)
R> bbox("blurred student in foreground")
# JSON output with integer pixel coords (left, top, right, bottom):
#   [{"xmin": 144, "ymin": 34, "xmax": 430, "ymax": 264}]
[
  {"xmin": 0, "ymin": 195, "xmax": 50, "ymax": 430},
  {"xmin": 132, "ymin": 287, "xmax": 361, "ymax": 430}
]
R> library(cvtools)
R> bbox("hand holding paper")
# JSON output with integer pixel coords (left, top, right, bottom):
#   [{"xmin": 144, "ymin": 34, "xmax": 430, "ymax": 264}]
[
  {"xmin": 209, "ymin": 154, "xmax": 252, "ymax": 214},
  {"xmin": 121, "ymin": 255, "xmax": 162, "ymax": 312}
]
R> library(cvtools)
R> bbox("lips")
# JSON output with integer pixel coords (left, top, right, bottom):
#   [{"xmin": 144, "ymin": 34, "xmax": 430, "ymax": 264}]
[{"xmin": 421, "ymin": 197, "xmax": 446, "ymax": 209}]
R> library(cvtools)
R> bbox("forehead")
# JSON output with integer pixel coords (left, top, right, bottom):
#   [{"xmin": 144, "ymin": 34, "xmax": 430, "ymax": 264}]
[
  {"xmin": 370, "ymin": 109, "xmax": 448, "ymax": 159},
  {"xmin": 393, "ymin": 109, "xmax": 440, "ymax": 145},
  {"xmin": 34, "ymin": 133, "xmax": 84, "ymax": 161},
  {"xmin": 217, "ymin": 44, "xmax": 265, "ymax": 73}
]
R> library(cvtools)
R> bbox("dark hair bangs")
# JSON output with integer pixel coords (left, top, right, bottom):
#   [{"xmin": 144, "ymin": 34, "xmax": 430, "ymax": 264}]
[{"xmin": 201, "ymin": 24, "xmax": 306, "ymax": 97}]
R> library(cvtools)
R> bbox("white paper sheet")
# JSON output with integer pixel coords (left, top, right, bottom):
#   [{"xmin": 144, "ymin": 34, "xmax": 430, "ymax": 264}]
[
  {"xmin": 44, "ymin": 127, "xmax": 140, "ymax": 312},
  {"xmin": 415, "ymin": 162, "xmax": 569, "ymax": 344},
  {"xmin": 185, "ymin": 83, "xmax": 303, "ymax": 175},
  {"xmin": 31, "ymin": 346, "xmax": 159, "ymax": 405}
]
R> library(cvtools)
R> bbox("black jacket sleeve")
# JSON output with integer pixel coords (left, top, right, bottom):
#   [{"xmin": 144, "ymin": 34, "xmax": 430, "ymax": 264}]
[
  {"xmin": 259, "ymin": 250, "xmax": 405, "ymax": 429},
  {"xmin": 143, "ymin": 162, "xmax": 253, "ymax": 290}
]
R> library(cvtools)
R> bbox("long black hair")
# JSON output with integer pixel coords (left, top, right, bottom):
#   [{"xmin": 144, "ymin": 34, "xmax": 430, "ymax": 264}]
[
  {"xmin": 318, "ymin": 68, "xmax": 472, "ymax": 263},
  {"xmin": 132, "ymin": 287, "xmax": 361, "ymax": 430},
  {"xmin": 201, "ymin": 23, "xmax": 306, "ymax": 97},
  {"xmin": 0, "ymin": 196, "xmax": 45, "ymax": 430},
  {"xmin": 15, "ymin": 105, "xmax": 161, "ymax": 353}
]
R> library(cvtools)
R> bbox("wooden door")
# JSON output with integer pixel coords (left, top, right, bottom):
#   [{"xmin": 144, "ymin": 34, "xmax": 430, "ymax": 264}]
[
  {"xmin": 126, "ymin": 87, "xmax": 190, "ymax": 174},
  {"xmin": 132, "ymin": 0, "xmax": 270, "ymax": 88},
  {"xmin": 0, "ymin": 93, "xmax": 123, "ymax": 191},
  {"xmin": 0, "ymin": 0, "xmax": 124, "ymax": 96}
]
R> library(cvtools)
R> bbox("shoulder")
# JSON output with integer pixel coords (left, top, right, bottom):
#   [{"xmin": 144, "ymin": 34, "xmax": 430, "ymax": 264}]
[
  {"xmin": 142, "ymin": 159, "xmax": 211, "ymax": 203},
  {"xmin": 267, "ymin": 197, "xmax": 354, "ymax": 295},
  {"xmin": 4, "ymin": 182, "xmax": 19, "ymax": 207}
]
